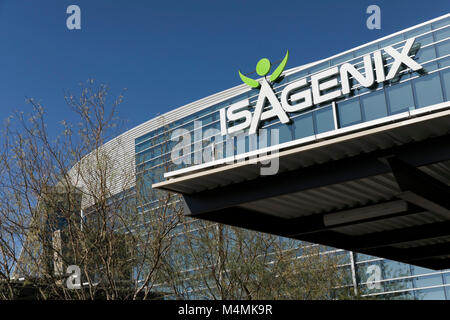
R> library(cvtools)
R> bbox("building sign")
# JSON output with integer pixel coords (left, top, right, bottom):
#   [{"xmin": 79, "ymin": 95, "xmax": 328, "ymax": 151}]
[{"xmin": 220, "ymin": 38, "xmax": 424, "ymax": 135}]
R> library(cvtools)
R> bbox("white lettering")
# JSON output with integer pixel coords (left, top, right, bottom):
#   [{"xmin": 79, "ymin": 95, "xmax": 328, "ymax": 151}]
[
  {"xmin": 281, "ymin": 78, "xmax": 313, "ymax": 112},
  {"xmin": 373, "ymin": 50, "xmax": 386, "ymax": 82},
  {"xmin": 221, "ymin": 38, "xmax": 423, "ymax": 134},
  {"xmin": 226, "ymin": 100, "xmax": 253, "ymax": 135},
  {"xmin": 385, "ymin": 38, "xmax": 423, "ymax": 80},
  {"xmin": 340, "ymin": 55, "xmax": 374, "ymax": 94},
  {"xmin": 311, "ymin": 67, "xmax": 341, "ymax": 104},
  {"xmin": 249, "ymin": 80, "xmax": 289, "ymax": 135}
]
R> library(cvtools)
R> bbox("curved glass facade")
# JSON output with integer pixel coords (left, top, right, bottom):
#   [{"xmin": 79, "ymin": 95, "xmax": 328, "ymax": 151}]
[{"xmin": 134, "ymin": 15, "xmax": 450, "ymax": 299}]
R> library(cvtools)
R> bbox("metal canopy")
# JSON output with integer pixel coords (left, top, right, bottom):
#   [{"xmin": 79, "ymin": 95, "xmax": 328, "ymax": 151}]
[{"xmin": 153, "ymin": 108, "xmax": 450, "ymax": 270}]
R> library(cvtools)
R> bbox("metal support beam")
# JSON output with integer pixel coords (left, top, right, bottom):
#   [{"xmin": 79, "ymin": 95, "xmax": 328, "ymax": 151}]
[
  {"xmin": 180, "ymin": 135, "xmax": 450, "ymax": 270},
  {"xmin": 183, "ymin": 135, "xmax": 450, "ymax": 216},
  {"xmin": 364, "ymin": 242, "xmax": 450, "ymax": 263},
  {"xmin": 387, "ymin": 157, "xmax": 450, "ymax": 219},
  {"xmin": 193, "ymin": 205, "xmax": 450, "ymax": 270},
  {"xmin": 341, "ymin": 220, "xmax": 450, "ymax": 250},
  {"xmin": 187, "ymin": 200, "xmax": 421, "ymax": 239}
]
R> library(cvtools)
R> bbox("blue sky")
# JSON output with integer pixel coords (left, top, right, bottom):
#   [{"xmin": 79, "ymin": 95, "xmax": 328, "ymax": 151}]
[{"xmin": 0, "ymin": 0, "xmax": 449, "ymax": 138}]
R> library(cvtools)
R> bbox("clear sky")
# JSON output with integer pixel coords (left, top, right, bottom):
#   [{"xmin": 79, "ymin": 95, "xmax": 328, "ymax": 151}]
[{"xmin": 0, "ymin": 0, "xmax": 449, "ymax": 138}]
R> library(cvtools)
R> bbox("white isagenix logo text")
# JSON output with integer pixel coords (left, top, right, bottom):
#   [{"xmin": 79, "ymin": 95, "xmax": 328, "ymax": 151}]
[{"xmin": 221, "ymin": 38, "xmax": 423, "ymax": 135}]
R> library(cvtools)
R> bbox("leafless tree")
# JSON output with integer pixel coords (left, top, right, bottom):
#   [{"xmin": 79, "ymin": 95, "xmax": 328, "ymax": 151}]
[
  {"xmin": 0, "ymin": 80, "xmax": 180, "ymax": 299},
  {"xmin": 0, "ymin": 79, "xmax": 359, "ymax": 300},
  {"xmin": 159, "ymin": 217, "xmax": 357, "ymax": 300}
]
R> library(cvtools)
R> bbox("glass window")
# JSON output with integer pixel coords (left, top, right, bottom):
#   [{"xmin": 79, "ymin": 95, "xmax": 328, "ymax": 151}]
[
  {"xmin": 415, "ymin": 287, "xmax": 446, "ymax": 300},
  {"xmin": 337, "ymin": 98, "xmax": 362, "ymax": 127},
  {"xmin": 335, "ymin": 251, "xmax": 350, "ymax": 264},
  {"xmin": 314, "ymin": 105, "xmax": 335, "ymax": 134},
  {"xmin": 436, "ymin": 40, "xmax": 450, "ymax": 58},
  {"xmin": 355, "ymin": 253, "xmax": 376, "ymax": 262},
  {"xmin": 441, "ymin": 68, "xmax": 450, "ymax": 101},
  {"xmin": 443, "ymin": 271, "xmax": 450, "ymax": 284},
  {"xmin": 438, "ymin": 56, "xmax": 450, "ymax": 69},
  {"xmin": 432, "ymin": 17, "xmax": 450, "ymax": 30},
  {"xmin": 425, "ymin": 65, "xmax": 441, "ymax": 77},
  {"xmin": 414, "ymin": 274, "xmax": 443, "ymax": 288},
  {"xmin": 415, "ymin": 45, "xmax": 439, "ymax": 72},
  {"xmin": 413, "ymin": 34, "xmax": 434, "ymax": 47},
  {"xmin": 308, "ymin": 61, "xmax": 330, "ymax": 75},
  {"xmin": 338, "ymin": 265, "xmax": 354, "ymax": 286},
  {"xmin": 378, "ymin": 35, "xmax": 404, "ymax": 48},
  {"xmin": 135, "ymin": 140, "xmax": 149, "ymax": 153},
  {"xmin": 270, "ymin": 122, "xmax": 292, "ymax": 145},
  {"xmin": 411, "ymin": 265, "xmax": 435, "ymax": 276},
  {"xmin": 434, "ymin": 26, "xmax": 450, "ymax": 41},
  {"xmin": 383, "ymin": 291, "xmax": 415, "ymax": 300},
  {"xmin": 382, "ymin": 260, "xmax": 411, "ymax": 279},
  {"xmin": 199, "ymin": 112, "xmax": 216, "ymax": 126},
  {"xmin": 354, "ymin": 84, "xmax": 370, "ymax": 94},
  {"xmin": 413, "ymin": 73, "xmax": 444, "ymax": 108},
  {"xmin": 387, "ymin": 82, "xmax": 415, "ymax": 114},
  {"xmin": 229, "ymin": 135, "xmax": 242, "ymax": 156},
  {"xmin": 331, "ymin": 52, "xmax": 355, "ymax": 66},
  {"xmin": 292, "ymin": 113, "xmax": 314, "ymax": 139},
  {"xmin": 414, "ymin": 44, "xmax": 436, "ymax": 64},
  {"xmin": 136, "ymin": 130, "xmax": 157, "ymax": 145},
  {"xmin": 383, "ymin": 278, "xmax": 414, "ymax": 292},
  {"xmin": 288, "ymin": 69, "xmax": 310, "ymax": 83},
  {"xmin": 361, "ymin": 90, "xmax": 387, "ymax": 121},
  {"xmin": 356, "ymin": 44, "xmax": 379, "ymax": 56},
  {"xmin": 404, "ymin": 24, "xmax": 432, "ymax": 40}
]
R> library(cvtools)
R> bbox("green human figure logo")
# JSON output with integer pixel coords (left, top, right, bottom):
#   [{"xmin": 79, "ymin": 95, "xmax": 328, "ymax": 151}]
[{"xmin": 238, "ymin": 50, "xmax": 289, "ymax": 89}]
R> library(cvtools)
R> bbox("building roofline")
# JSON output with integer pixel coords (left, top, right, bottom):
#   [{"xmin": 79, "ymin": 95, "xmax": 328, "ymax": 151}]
[{"xmin": 120, "ymin": 13, "xmax": 450, "ymax": 142}]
